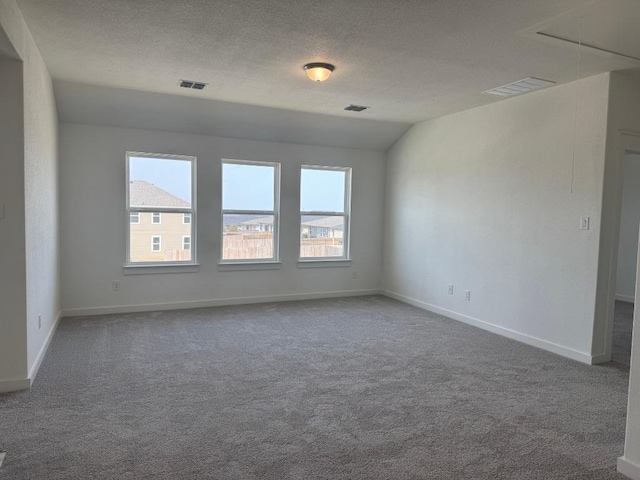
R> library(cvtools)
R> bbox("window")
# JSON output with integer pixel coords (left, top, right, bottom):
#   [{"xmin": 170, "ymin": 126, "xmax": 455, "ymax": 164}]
[
  {"xmin": 183, "ymin": 236, "xmax": 191, "ymax": 250},
  {"xmin": 127, "ymin": 152, "xmax": 196, "ymax": 264},
  {"xmin": 221, "ymin": 160, "xmax": 279, "ymax": 262},
  {"xmin": 183, "ymin": 213, "xmax": 191, "ymax": 224},
  {"xmin": 151, "ymin": 236, "xmax": 161, "ymax": 252},
  {"xmin": 300, "ymin": 166, "xmax": 351, "ymax": 260}
]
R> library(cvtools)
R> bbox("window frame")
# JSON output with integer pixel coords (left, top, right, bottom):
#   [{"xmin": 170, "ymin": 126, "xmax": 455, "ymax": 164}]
[
  {"xmin": 151, "ymin": 235, "xmax": 162, "ymax": 252},
  {"xmin": 126, "ymin": 151, "xmax": 197, "ymax": 266},
  {"xmin": 299, "ymin": 165, "xmax": 352, "ymax": 261},
  {"xmin": 183, "ymin": 213, "xmax": 191, "ymax": 224},
  {"xmin": 130, "ymin": 212, "xmax": 140, "ymax": 224},
  {"xmin": 220, "ymin": 159, "xmax": 281, "ymax": 264},
  {"xmin": 182, "ymin": 235, "xmax": 191, "ymax": 250},
  {"xmin": 151, "ymin": 212, "xmax": 162, "ymax": 224}
]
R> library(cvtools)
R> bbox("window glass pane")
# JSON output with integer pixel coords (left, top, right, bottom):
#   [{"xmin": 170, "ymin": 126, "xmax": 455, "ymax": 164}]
[
  {"xmin": 129, "ymin": 157, "xmax": 192, "ymax": 208},
  {"xmin": 223, "ymin": 163, "xmax": 274, "ymax": 211},
  {"xmin": 300, "ymin": 215, "xmax": 344, "ymax": 258},
  {"xmin": 223, "ymin": 214, "xmax": 274, "ymax": 260},
  {"xmin": 130, "ymin": 212, "xmax": 191, "ymax": 262},
  {"xmin": 183, "ymin": 213, "xmax": 191, "ymax": 224},
  {"xmin": 301, "ymin": 169, "xmax": 345, "ymax": 213}
]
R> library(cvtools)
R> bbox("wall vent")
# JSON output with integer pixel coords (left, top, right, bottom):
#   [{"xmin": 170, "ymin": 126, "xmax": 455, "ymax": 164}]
[
  {"xmin": 482, "ymin": 77, "xmax": 555, "ymax": 98},
  {"xmin": 344, "ymin": 104, "xmax": 369, "ymax": 112},
  {"xmin": 179, "ymin": 80, "xmax": 208, "ymax": 90}
]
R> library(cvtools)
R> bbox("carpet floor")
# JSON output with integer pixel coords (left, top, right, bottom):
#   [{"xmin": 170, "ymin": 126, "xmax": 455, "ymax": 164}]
[{"xmin": 0, "ymin": 296, "xmax": 631, "ymax": 479}]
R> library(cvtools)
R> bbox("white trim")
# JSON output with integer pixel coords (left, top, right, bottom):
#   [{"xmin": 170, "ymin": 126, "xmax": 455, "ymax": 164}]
[
  {"xmin": 618, "ymin": 456, "xmax": 640, "ymax": 479},
  {"xmin": 221, "ymin": 159, "xmax": 280, "ymax": 262},
  {"xmin": 28, "ymin": 311, "xmax": 62, "ymax": 384},
  {"xmin": 151, "ymin": 212, "xmax": 162, "ymax": 224},
  {"xmin": 617, "ymin": 294, "xmax": 635, "ymax": 304},
  {"xmin": 123, "ymin": 264, "xmax": 200, "ymax": 275},
  {"xmin": 297, "ymin": 259, "xmax": 352, "ymax": 268},
  {"xmin": 382, "ymin": 290, "xmax": 595, "ymax": 365},
  {"xmin": 0, "ymin": 378, "xmax": 31, "ymax": 394},
  {"xmin": 182, "ymin": 235, "xmax": 191, "ymax": 250},
  {"xmin": 61, "ymin": 289, "xmax": 381, "ymax": 317},
  {"xmin": 300, "ymin": 165, "xmax": 352, "ymax": 261},
  {"xmin": 217, "ymin": 261, "xmax": 281, "ymax": 271},
  {"xmin": 130, "ymin": 212, "xmax": 140, "ymax": 224}
]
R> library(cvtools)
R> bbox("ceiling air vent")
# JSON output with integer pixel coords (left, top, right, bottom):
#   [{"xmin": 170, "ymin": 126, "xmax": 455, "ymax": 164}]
[
  {"xmin": 344, "ymin": 104, "xmax": 369, "ymax": 112},
  {"xmin": 179, "ymin": 80, "xmax": 208, "ymax": 90},
  {"xmin": 482, "ymin": 77, "xmax": 555, "ymax": 98}
]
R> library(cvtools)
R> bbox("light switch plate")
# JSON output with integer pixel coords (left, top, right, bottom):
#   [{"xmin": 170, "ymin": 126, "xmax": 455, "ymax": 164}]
[{"xmin": 580, "ymin": 217, "xmax": 590, "ymax": 230}]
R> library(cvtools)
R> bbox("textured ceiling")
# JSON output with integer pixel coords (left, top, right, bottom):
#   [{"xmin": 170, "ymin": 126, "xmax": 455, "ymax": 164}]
[
  {"xmin": 53, "ymin": 80, "xmax": 410, "ymax": 151},
  {"xmin": 14, "ymin": 0, "xmax": 640, "ymax": 125}
]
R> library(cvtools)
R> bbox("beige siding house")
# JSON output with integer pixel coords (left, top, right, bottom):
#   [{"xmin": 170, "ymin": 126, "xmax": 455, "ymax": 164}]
[{"xmin": 129, "ymin": 180, "xmax": 191, "ymax": 262}]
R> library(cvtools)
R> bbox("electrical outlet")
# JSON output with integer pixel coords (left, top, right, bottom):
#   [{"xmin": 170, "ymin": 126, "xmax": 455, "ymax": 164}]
[
  {"xmin": 448, "ymin": 284, "xmax": 454, "ymax": 295},
  {"xmin": 464, "ymin": 290, "xmax": 471, "ymax": 301},
  {"xmin": 112, "ymin": 281, "xmax": 120, "ymax": 292},
  {"xmin": 352, "ymin": 271, "xmax": 359, "ymax": 280},
  {"xmin": 38, "ymin": 315, "xmax": 42, "ymax": 329}
]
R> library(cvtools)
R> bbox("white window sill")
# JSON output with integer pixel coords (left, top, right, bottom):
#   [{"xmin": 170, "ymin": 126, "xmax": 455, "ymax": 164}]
[
  {"xmin": 123, "ymin": 264, "xmax": 200, "ymax": 275},
  {"xmin": 297, "ymin": 259, "xmax": 352, "ymax": 268},
  {"xmin": 218, "ymin": 262, "xmax": 282, "ymax": 272}
]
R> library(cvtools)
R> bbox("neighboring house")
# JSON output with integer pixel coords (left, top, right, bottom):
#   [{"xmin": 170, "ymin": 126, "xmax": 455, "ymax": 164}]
[
  {"xmin": 301, "ymin": 216, "xmax": 344, "ymax": 239},
  {"xmin": 238, "ymin": 216, "xmax": 274, "ymax": 233},
  {"xmin": 129, "ymin": 180, "xmax": 191, "ymax": 262},
  {"xmin": 233, "ymin": 215, "xmax": 343, "ymax": 238}
]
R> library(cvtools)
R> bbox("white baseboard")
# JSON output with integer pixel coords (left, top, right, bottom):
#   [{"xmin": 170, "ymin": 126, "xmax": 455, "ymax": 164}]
[
  {"xmin": 382, "ymin": 290, "xmax": 594, "ymax": 365},
  {"xmin": 618, "ymin": 456, "xmax": 640, "ymax": 479},
  {"xmin": 0, "ymin": 377, "xmax": 31, "ymax": 394},
  {"xmin": 28, "ymin": 311, "xmax": 62, "ymax": 385},
  {"xmin": 62, "ymin": 289, "xmax": 382, "ymax": 317},
  {"xmin": 616, "ymin": 294, "xmax": 635, "ymax": 304}
]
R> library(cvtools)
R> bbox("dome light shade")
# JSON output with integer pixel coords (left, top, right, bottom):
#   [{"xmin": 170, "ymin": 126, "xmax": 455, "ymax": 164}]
[{"xmin": 304, "ymin": 63, "xmax": 335, "ymax": 82}]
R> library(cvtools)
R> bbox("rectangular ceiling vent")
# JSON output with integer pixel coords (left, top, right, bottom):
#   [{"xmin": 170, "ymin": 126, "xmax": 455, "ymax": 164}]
[
  {"xmin": 179, "ymin": 80, "xmax": 208, "ymax": 90},
  {"xmin": 482, "ymin": 77, "xmax": 556, "ymax": 98},
  {"xmin": 344, "ymin": 104, "xmax": 369, "ymax": 112}
]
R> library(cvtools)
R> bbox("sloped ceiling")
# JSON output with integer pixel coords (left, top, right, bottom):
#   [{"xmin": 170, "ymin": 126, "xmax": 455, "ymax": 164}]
[{"xmin": 14, "ymin": 0, "xmax": 640, "ymax": 149}]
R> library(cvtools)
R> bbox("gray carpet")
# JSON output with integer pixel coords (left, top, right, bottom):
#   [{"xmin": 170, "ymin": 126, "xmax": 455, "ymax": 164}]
[
  {"xmin": 0, "ymin": 296, "xmax": 630, "ymax": 479},
  {"xmin": 612, "ymin": 300, "xmax": 634, "ymax": 366}
]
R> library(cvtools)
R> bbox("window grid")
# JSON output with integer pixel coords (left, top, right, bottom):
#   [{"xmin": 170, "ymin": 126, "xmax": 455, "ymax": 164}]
[
  {"xmin": 221, "ymin": 159, "xmax": 280, "ymax": 263},
  {"xmin": 126, "ymin": 151, "xmax": 197, "ymax": 266},
  {"xmin": 300, "ymin": 165, "xmax": 351, "ymax": 260}
]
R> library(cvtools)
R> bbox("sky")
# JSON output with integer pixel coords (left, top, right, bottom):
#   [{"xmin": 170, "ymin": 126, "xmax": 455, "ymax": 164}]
[{"xmin": 129, "ymin": 157, "xmax": 347, "ymax": 211}]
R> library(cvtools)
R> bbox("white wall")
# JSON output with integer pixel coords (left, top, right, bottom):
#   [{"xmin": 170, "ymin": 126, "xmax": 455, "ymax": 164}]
[
  {"xmin": 0, "ymin": 0, "xmax": 60, "ymax": 391},
  {"xmin": 383, "ymin": 73, "xmax": 610, "ymax": 364},
  {"xmin": 0, "ymin": 56, "xmax": 28, "ymax": 386},
  {"xmin": 59, "ymin": 124, "xmax": 384, "ymax": 313},
  {"xmin": 616, "ymin": 154, "xmax": 640, "ymax": 303}
]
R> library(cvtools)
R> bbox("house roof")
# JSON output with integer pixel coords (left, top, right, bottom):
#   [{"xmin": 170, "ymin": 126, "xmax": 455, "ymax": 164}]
[
  {"xmin": 129, "ymin": 180, "xmax": 190, "ymax": 208},
  {"xmin": 302, "ymin": 216, "xmax": 344, "ymax": 230}
]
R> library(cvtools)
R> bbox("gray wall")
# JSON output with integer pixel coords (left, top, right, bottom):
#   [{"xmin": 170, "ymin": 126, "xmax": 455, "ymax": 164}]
[
  {"xmin": 59, "ymin": 124, "xmax": 385, "ymax": 314},
  {"xmin": 0, "ymin": 0, "xmax": 60, "ymax": 391},
  {"xmin": 383, "ymin": 73, "xmax": 610, "ymax": 363}
]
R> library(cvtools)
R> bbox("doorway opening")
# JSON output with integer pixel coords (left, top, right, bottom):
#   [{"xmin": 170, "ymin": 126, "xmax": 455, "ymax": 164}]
[{"xmin": 611, "ymin": 150, "xmax": 640, "ymax": 366}]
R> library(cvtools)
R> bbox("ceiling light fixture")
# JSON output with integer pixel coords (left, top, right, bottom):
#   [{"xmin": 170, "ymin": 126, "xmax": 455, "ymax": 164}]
[{"xmin": 303, "ymin": 63, "xmax": 335, "ymax": 82}]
